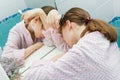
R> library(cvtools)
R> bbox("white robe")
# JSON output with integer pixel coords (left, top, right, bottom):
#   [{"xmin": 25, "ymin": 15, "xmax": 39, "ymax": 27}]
[
  {"xmin": 2, "ymin": 21, "xmax": 69, "ymax": 66},
  {"xmin": 23, "ymin": 31, "xmax": 120, "ymax": 80}
]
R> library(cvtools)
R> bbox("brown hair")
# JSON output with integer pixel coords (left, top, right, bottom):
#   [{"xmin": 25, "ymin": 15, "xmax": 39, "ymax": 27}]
[
  {"xmin": 41, "ymin": 6, "xmax": 56, "ymax": 15},
  {"xmin": 60, "ymin": 7, "xmax": 117, "ymax": 42}
]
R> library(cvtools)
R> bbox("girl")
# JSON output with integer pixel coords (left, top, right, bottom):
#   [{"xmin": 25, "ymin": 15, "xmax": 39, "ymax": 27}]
[
  {"xmin": 23, "ymin": 7, "xmax": 120, "ymax": 80},
  {"xmin": 22, "ymin": 8, "xmax": 70, "ymax": 52},
  {"xmin": 1, "ymin": 6, "xmax": 56, "ymax": 65}
]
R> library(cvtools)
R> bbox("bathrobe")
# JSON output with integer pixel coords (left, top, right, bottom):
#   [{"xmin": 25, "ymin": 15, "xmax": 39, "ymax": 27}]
[
  {"xmin": 2, "ymin": 20, "xmax": 69, "ymax": 65},
  {"xmin": 42, "ymin": 28, "xmax": 69, "ymax": 52},
  {"xmin": 2, "ymin": 20, "xmax": 40, "ymax": 65},
  {"xmin": 23, "ymin": 31, "xmax": 120, "ymax": 80}
]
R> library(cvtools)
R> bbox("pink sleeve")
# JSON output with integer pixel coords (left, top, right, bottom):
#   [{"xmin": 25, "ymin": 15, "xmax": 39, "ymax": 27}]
[
  {"xmin": 51, "ymin": 30, "xmax": 70, "ymax": 52},
  {"xmin": 42, "ymin": 28, "xmax": 54, "ymax": 46},
  {"xmin": 2, "ymin": 48, "xmax": 25, "ymax": 66},
  {"xmin": 2, "ymin": 30, "xmax": 25, "ymax": 66},
  {"xmin": 43, "ymin": 28, "xmax": 69, "ymax": 52}
]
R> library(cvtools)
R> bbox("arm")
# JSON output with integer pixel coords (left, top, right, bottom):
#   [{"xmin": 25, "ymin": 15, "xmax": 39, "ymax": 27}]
[
  {"xmin": 2, "ymin": 30, "xmax": 25, "ymax": 65},
  {"xmin": 46, "ymin": 10, "xmax": 70, "ymax": 52},
  {"xmin": 51, "ymin": 53, "xmax": 65, "ymax": 62},
  {"xmin": 42, "ymin": 28, "xmax": 54, "ymax": 46},
  {"xmin": 51, "ymin": 30, "xmax": 70, "ymax": 52},
  {"xmin": 42, "ymin": 28, "xmax": 70, "ymax": 52},
  {"xmin": 25, "ymin": 42, "xmax": 43, "ymax": 59},
  {"xmin": 22, "ymin": 43, "xmax": 85, "ymax": 80},
  {"xmin": 2, "ymin": 27, "xmax": 43, "ymax": 65},
  {"xmin": 47, "ymin": 9, "xmax": 61, "ymax": 29},
  {"xmin": 22, "ymin": 8, "xmax": 49, "ymax": 30}
]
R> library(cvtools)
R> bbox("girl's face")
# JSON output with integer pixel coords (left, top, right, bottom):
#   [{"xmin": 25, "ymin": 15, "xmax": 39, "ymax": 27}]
[
  {"xmin": 30, "ymin": 17, "xmax": 44, "ymax": 39},
  {"xmin": 61, "ymin": 20, "xmax": 79, "ymax": 48}
]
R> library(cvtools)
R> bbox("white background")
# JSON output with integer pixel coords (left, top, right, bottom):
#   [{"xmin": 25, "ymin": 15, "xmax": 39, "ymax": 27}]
[{"xmin": 0, "ymin": 0, "xmax": 120, "ymax": 22}]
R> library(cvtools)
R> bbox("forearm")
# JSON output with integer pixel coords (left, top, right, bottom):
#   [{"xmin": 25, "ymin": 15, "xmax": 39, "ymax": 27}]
[
  {"xmin": 51, "ymin": 53, "xmax": 65, "ymax": 62},
  {"xmin": 51, "ymin": 31, "xmax": 70, "ymax": 52},
  {"xmin": 25, "ymin": 42, "xmax": 43, "ymax": 59},
  {"xmin": 37, "ymin": 9, "xmax": 49, "ymax": 30}
]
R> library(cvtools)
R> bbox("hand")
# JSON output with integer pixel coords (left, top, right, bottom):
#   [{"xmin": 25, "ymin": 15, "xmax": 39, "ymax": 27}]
[
  {"xmin": 21, "ymin": 8, "xmax": 43, "ymax": 25},
  {"xmin": 21, "ymin": 8, "xmax": 49, "ymax": 30},
  {"xmin": 21, "ymin": 10, "xmax": 35, "ymax": 25},
  {"xmin": 47, "ymin": 10, "xmax": 61, "ymax": 29}
]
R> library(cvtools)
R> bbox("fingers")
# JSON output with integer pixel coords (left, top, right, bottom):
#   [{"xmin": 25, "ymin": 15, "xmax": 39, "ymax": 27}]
[
  {"xmin": 55, "ymin": 19, "xmax": 59, "ymax": 29},
  {"xmin": 21, "ymin": 9, "xmax": 38, "ymax": 23},
  {"xmin": 47, "ymin": 9, "xmax": 58, "ymax": 28},
  {"xmin": 53, "ymin": 15, "xmax": 58, "ymax": 29},
  {"xmin": 51, "ymin": 14, "xmax": 60, "ymax": 29},
  {"xmin": 47, "ymin": 13, "xmax": 52, "ymax": 27},
  {"xmin": 21, "ymin": 11, "xmax": 29, "ymax": 25},
  {"xmin": 47, "ymin": 10, "xmax": 61, "ymax": 29},
  {"xmin": 39, "ymin": 9, "xmax": 49, "ymax": 30},
  {"xmin": 55, "ymin": 14, "xmax": 61, "ymax": 29}
]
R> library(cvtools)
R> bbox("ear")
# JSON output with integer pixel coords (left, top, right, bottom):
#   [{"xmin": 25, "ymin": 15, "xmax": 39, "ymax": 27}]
[{"xmin": 66, "ymin": 20, "xmax": 72, "ymax": 30}]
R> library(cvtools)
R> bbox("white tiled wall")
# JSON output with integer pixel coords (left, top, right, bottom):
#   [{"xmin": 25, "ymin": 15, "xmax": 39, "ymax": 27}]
[
  {"xmin": 113, "ymin": 0, "xmax": 120, "ymax": 16},
  {"xmin": 24, "ymin": 0, "xmax": 55, "ymax": 8},
  {"xmin": 0, "ymin": 0, "xmax": 27, "ymax": 21},
  {"xmin": 0, "ymin": 0, "xmax": 120, "ymax": 21},
  {"xmin": 55, "ymin": 0, "xmax": 119, "ymax": 22},
  {"xmin": 0, "ymin": 0, "xmax": 55, "ymax": 21},
  {"xmin": 94, "ymin": 0, "xmax": 114, "ymax": 21}
]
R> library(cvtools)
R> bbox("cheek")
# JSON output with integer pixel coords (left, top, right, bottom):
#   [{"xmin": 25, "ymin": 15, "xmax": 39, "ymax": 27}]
[{"xmin": 62, "ymin": 30, "xmax": 72, "ymax": 47}]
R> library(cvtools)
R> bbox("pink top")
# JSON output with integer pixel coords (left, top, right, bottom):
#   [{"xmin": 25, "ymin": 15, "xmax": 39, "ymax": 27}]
[
  {"xmin": 43, "ymin": 28, "xmax": 69, "ymax": 52},
  {"xmin": 23, "ymin": 31, "xmax": 120, "ymax": 80},
  {"xmin": 2, "ymin": 20, "xmax": 40, "ymax": 65},
  {"xmin": 2, "ymin": 21, "xmax": 69, "ymax": 66}
]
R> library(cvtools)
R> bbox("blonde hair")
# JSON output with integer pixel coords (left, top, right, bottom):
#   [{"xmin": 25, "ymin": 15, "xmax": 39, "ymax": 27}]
[{"xmin": 60, "ymin": 7, "xmax": 117, "ymax": 42}]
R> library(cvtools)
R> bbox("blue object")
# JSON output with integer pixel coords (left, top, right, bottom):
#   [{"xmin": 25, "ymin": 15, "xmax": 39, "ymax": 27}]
[
  {"xmin": 0, "ymin": 8, "xmax": 32, "ymax": 48},
  {"xmin": 0, "ymin": 15, "xmax": 19, "ymax": 48},
  {"xmin": 0, "ymin": 47, "xmax": 2, "ymax": 57},
  {"xmin": 109, "ymin": 16, "xmax": 120, "ymax": 48}
]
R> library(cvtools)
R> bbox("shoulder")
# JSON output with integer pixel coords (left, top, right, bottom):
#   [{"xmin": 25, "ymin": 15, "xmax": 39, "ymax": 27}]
[
  {"xmin": 80, "ymin": 31, "xmax": 104, "ymax": 42},
  {"xmin": 10, "ymin": 20, "xmax": 26, "ymax": 32},
  {"xmin": 78, "ymin": 31, "xmax": 108, "ymax": 46}
]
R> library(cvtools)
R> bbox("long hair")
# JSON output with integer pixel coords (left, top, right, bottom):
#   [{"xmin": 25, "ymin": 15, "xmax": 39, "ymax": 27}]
[{"xmin": 60, "ymin": 7, "xmax": 117, "ymax": 42}]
